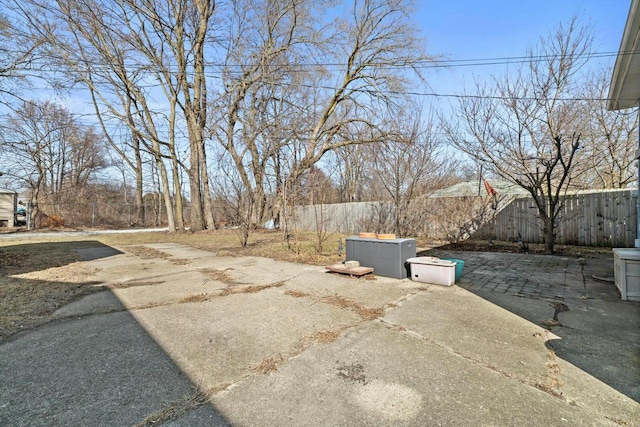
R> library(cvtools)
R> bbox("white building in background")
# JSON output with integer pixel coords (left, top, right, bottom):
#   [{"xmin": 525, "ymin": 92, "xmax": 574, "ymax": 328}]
[{"xmin": 0, "ymin": 189, "xmax": 17, "ymax": 228}]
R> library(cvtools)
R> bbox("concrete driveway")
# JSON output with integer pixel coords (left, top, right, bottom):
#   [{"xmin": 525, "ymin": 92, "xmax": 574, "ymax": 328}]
[{"xmin": 1, "ymin": 243, "xmax": 638, "ymax": 426}]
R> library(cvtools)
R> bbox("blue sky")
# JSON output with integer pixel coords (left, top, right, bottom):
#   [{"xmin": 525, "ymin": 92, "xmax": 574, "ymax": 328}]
[
  {"xmin": 414, "ymin": 0, "xmax": 631, "ymax": 95},
  {"xmin": 40, "ymin": 1, "xmax": 634, "ymax": 119}
]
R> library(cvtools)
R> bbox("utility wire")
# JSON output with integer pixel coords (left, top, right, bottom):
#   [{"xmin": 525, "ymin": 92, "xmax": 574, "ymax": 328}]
[
  {"xmin": 12, "ymin": 80, "xmax": 638, "ymax": 104},
  {"xmin": 5, "ymin": 48, "xmax": 634, "ymax": 74}
]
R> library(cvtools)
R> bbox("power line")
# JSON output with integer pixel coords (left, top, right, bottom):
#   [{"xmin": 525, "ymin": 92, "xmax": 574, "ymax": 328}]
[
  {"xmin": 14, "ymin": 81, "xmax": 638, "ymax": 105},
  {"xmin": 2, "ymin": 50, "xmax": 636, "ymax": 117},
  {"xmin": 7, "ymin": 48, "xmax": 632, "ymax": 75}
]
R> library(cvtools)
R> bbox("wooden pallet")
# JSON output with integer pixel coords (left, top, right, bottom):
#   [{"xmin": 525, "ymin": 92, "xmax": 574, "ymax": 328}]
[{"xmin": 325, "ymin": 263, "xmax": 374, "ymax": 277}]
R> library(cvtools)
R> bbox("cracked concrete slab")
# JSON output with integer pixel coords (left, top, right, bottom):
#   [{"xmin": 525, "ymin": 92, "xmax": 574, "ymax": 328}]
[
  {"xmin": 127, "ymin": 287, "xmax": 363, "ymax": 388},
  {"xmin": 107, "ymin": 270, "xmax": 227, "ymax": 308},
  {"xmin": 212, "ymin": 321, "xmax": 629, "ymax": 426},
  {"xmin": 382, "ymin": 285, "xmax": 554, "ymax": 383},
  {"xmin": 2, "ymin": 243, "xmax": 638, "ymax": 426},
  {"xmin": 282, "ymin": 270, "xmax": 416, "ymax": 308}
]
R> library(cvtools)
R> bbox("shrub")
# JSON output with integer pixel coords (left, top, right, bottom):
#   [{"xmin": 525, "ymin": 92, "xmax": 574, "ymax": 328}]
[{"xmin": 41, "ymin": 214, "xmax": 64, "ymax": 228}]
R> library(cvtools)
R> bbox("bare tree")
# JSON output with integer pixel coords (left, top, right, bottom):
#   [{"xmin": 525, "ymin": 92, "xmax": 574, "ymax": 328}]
[
  {"xmin": 576, "ymin": 66, "xmax": 639, "ymax": 189},
  {"xmin": 0, "ymin": 100, "xmax": 106, "ymax": 227},
  {"xmin": 124, "ymin": 0, "xmax": 216, "ymax": 231},
  {"xmin": 368, "ymin": 109, "xmax": 448, "ymax": 237},
  {"xmin": 444, "ymin": 17, "xmax": 592, "ymax": 253},
  {"xmin": 9, "ymin": 0, "xmax": 220, "ymax": 232},
  {"xmin": 332, "ymin": 144, "xmax": 370, "ymax": 203},
  {"xmin": 0, "ymin": 11, "xmax": 42, "ymax": 105},
  {"xmin": 304, "ymin": 166, "xmax": 339, "ymax": 253},
  {"xmin": 210, "ymin": 0, "xmax": 433, "ymax": 245},
  {"xmin": 7, "ymin": 0, "xmax": 178, "ymax": 231},
  {"xmin": 282, "ymin": 0, "xmax": 434, "ymax": 193},
  {"xmin": 211, "ymin": 150, "xmax": 255, "ymax": 246},
  {"xmin": 210, "ymin": 0, "xmax": 314, "ymax": 244}
]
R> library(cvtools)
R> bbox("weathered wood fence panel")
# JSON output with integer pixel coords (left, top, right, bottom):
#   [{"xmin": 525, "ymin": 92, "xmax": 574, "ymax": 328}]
[
  {"xmin": 291, "ymin": 201, "xmax": 382, "ymax": 234},
  {"xmin": 292, "ymin": 188, "xmax": 638, "ymax": 247},
  {"xmin": 474, "ymin": 189, "xmax": 637, "ymax": 247}
]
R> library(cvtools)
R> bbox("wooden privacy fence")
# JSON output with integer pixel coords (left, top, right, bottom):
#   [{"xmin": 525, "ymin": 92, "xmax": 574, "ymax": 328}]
[
  {"xmin": 292, "ymin": 188, "xmax": 638, "ymax": 247},
  {"xmin": 291, "ymin": 201, "xmax": 379, "ymax": 235},
  {"xmin": 291, "ymin": 195, "xmax": 502, "ymax": 242},
  {"xmin": 474, "ymin": 188, "xmax": 638, "ymax": 247}
]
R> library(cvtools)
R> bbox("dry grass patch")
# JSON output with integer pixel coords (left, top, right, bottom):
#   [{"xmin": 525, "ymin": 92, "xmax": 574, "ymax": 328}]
[
  {"xmin": 0, "ymin": 241, "xmax": 106, "ymax": 342},
  {"xmin": 293, "ymin": 328, "xmax": 344, "ymax": 354},
  {"xmin": 313, "ymin": 330, "xmax": 341, "ymax": 343},
  {"xmin": 533, "ymin": 350, "xmax": 564, "ymax": 399},
  {"xmin": 284, "ymin": 289, "xmax": 310, "ymax": 298},
  {"xmin": 605, "ymin": 417, "xmax": 632, "ymax": 426},
  {"xmin": 125, "ymin": 245, "xmax": 169, "ymax": 259},
  {"xmin": 133, "ymin": 383, "xmax": 232, "ymax": 427},
  {"xmin": 179, "ymin": 293, "xmax": 216, "ymax": 303},
  {"xmin": 253, "ymin": 353, "xmax": 287, "ymax": 374},
  {"xmin": 284, "ymin": 290, "xmax": 385, "ymax": 321},
  {"xmin": 219, "ymin": 281, "xmax": 285, "ymax": 296},
  {"xmin": 0, "ymin": 277, "xmax": 100, "ymax": 342},
  {"xmin": 354, "ymin": 306, "xmax": 385, "ymax": 321},
  {"xmin": 123, "ymin": 245, "xmax": 191, "ymax": 265},
  {"xmin": 253, "ymin": 328, "xmax": 345, "ymax": 376},
  {"xmin": 106, "ymin": 281, "xmax": 163, "ymax": 289},
  {"xmin": 178, "ymin": 281, "xmax": 286, "ymax": 304},
  {"xmin": 303, "ymin": 329, "xmax": 341, "ymax": 345},
  {"xmin": 201, "ymin": 268, "xmax": 242, "ymax": 285},
  {"xmin": 129, "ymin": 302, "xmax": 166, "ymax": 310},
  {"xmin": 320, "ymin": 295, "xmax": 385, "ymax": 321}
]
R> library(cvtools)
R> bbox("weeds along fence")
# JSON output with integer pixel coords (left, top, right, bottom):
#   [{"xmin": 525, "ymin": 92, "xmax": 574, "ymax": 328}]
[
  {"xmin": 292, "ymin": 188, "xmax": 638, "ymax": 247},
  {"xmin": 34, "ymin": 202, "xmax": 179, "ymax": 229},
  {"xmin": 474, "ymin": 188, "xmax": 638, "ymax": 247},
  {"xmin": 291, "ymin": 195, "xmax": 500, "ymax": 242}
]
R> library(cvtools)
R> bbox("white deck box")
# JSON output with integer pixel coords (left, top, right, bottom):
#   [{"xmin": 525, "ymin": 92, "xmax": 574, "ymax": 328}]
[
  {"xmin": 406, "ymin": 257, "xmax": 456, "ymax": 286},
  {"xmin": 613, "ymin": 248, "xmax": 640, "ymax": 301}
]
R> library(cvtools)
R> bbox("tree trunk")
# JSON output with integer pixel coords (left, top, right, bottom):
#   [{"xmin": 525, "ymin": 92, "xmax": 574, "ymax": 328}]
[
  {"xmin": 199, "ymin": 139, "xmax": 215, "ymax": 229},
  {"xmin": 135, "ymin": 150, "xmax": 144, "ymax": 226},
  {"xmin": 30, "ymin": 188, "xmax": 40, "ymax": 230},
  {"xmin": 171, "ymin": 154, "xmax": 185, "ymax": 230},
  {"xmin": 148, "ymin": 141, "xmax": 176, "ymax": 232},
  {"xmin": 542, "ymin": 215, "xmax": 555, "ymax": 254},
  {"xmin": 188, "ymin": 148, "xmax": 205, "ymax": 231}
]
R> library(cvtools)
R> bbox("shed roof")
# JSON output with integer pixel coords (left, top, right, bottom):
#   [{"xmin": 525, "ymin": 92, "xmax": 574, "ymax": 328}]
[{"xmin": 429, "ymin": 180, "xmax": 528, "ymax": 198}]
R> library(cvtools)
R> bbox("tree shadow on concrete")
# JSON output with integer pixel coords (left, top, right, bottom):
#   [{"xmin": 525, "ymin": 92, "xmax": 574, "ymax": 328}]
[
  {"xmin": 0, "ymin": 240, "xmax": 230, "ymax": 425},
  {"xmin": 420, "ymin": 248, "xmax": 640, "ymax": 403}
]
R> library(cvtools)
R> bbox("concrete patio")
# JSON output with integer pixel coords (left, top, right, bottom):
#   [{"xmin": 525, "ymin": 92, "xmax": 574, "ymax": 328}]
[{"xmin": 0, "ymin": 243, "xmax": 638, "ymax": 426}]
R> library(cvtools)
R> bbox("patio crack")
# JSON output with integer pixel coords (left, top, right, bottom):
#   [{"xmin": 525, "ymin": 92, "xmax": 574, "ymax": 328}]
[
  {"xmin": 579, "ymin": 258, "xmax": 590, "ymax": 307},
  {"xmin": 379, "ymin": 320, "xmax": 575, "ymax": 404},
  {"xmin": 247, "ymin": 290, "xmax": 397, "ymax": 377}
]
